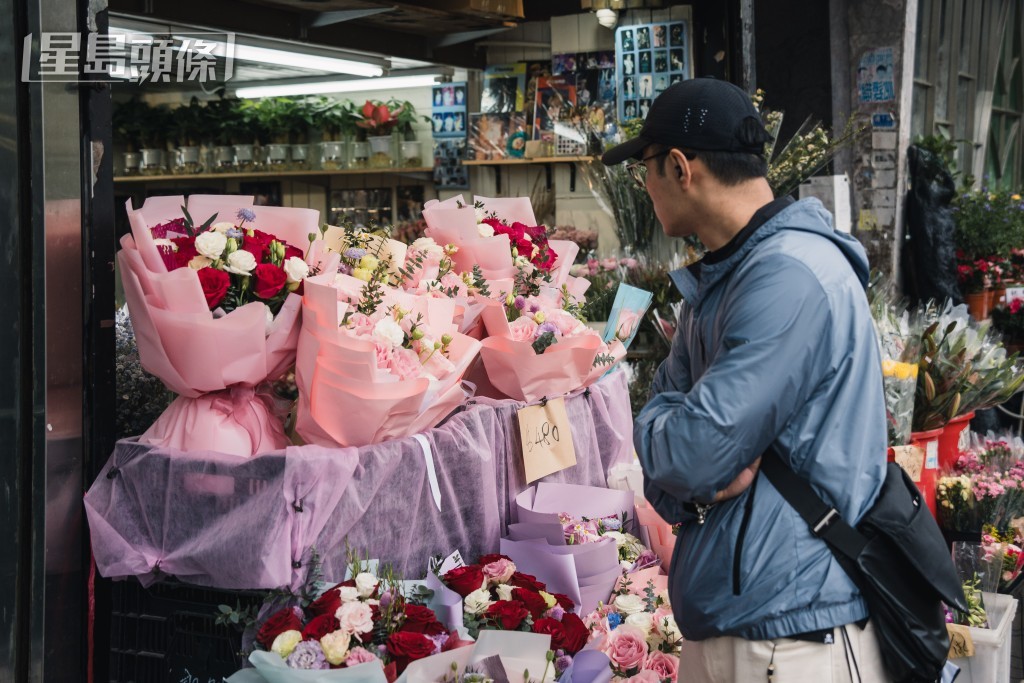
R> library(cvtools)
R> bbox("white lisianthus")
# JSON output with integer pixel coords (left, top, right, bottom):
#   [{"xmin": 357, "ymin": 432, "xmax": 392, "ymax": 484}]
[
  {"xmin": 224, "ymin": 249, "xmax": 257, "ymax": 274},
  {"xmin": 338, "ymin": 586, "xmax": 360, "ymax": 603},
  {"xmin": 604, "ymin": 531, "xmax": 627, "ymax": 548},
  {"xmin": 211, "ymin": 221, "xmax": 236, "ymax": 233},
  {"xmin": 270, "ymin": 630, "xmax": 302, "ymax": 659},
  {"xmin": 320, "ymin": 631, "xmax": 352, "ymax": 666},
  {"xmin": 355, "ymin": 572, "xmax": 379, "ymax": 599},
  {"xmin": 188, "ymin": 255, "xmax": 212, "ymax": 270},
  {"xmin": 463, "ymin": 588, "xmax": 494, "ymax": 615},
  {"xmin": 613, "ymin": 593, "xmax": 645, "ymax": 616},
  {"xmin": 477, "ymin": 222, "xmax": 495, "ymax": 238},
  {"xmin": 195, "ymin": 231, "xmax": 228, "ymax": 260},
  {"xmin": 625, "ymin": 612, "xmax": 654, "ymax": 635},
  {"xmin": 495, "ymin": 584, "xmax": 515, "ymax": 602},
  {"xmin": 513, "ymin": 255, "xmax": 530, "ymax": 268},
  {"xmin": 372, "ymin": 319, "xmax": 405, "ymax": 348},
  {"xmin": 284, "ymin": 256, "xmax": 309, "ymax": 283},
  {"xmin": 153, "ymin": 237, "xmax": 177, "ymax": 251},
  {"xmin": 410, "ymin": 237, "xmax": 444, "ymax": 259}
]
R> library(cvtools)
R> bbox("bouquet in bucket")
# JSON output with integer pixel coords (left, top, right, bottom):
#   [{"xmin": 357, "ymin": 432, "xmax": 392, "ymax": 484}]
[
  {"xmin": 294, "ymin": 242, "xmax": 481, "ymax": 447},
  {"xmin": 436, "ymin": 553, "xmax": 591, "ymax": 669},
  {"xmin": 249, "ymin": 562, "xmax": 465, "ymax": 681},
  {"xmin": 118, "ymin": 194, "xmax": 336, "ymax": 456}
]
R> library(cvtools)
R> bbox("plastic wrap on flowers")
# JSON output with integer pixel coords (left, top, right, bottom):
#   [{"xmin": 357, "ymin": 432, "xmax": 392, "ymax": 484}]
[
  {"xmin": 241, "ymin": 652, "xmax": 389, "ymax": 683},
  {"xmin": 295, "ymin": 272, "xmax": 482, "ymax": 448},
  {"xmin": 118, "ymin": 195, "xmax": 338, "ymax": 456}
]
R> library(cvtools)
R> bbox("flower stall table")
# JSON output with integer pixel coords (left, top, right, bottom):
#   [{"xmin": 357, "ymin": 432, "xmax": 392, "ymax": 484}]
[{"xmin": 85, "ymin": 370, "xmax": 633, "ymax": 591}]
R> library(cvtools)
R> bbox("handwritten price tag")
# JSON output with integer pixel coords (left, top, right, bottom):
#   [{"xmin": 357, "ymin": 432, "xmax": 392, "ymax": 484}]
[
  {"xmin": 892, "ymin": 445, "xmax": 924, "ymax": 482},
  {"xmin": 518, "ymin": 397, "xmax": 577, "ymax": 483},
  {"xmin": 947, "ymin": 623, "xmax": 975, "ymax": 658}
]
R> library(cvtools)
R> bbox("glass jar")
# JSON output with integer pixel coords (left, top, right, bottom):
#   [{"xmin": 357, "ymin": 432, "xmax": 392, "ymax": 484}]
[
  {"xmin": 367, "ymin": 135, "xmax": 393, "ymax": 168},
  {"xmin": 321, "ymin": 141, "xmax": 347, "ymax": 170},
  {"xmin": 351, "ymin": 141, "xmax": 370, "ymax": 169},
  {"xmin": 122, "ymin": 151, "xmax": 141, "ymax": 176},
  {"xmin": 400, "ymin": 141, "xmax": 422, "ymax": 168},
  {"xmin": 213, "ymin": 145, "xmax": 235, "ymax": 171},
  {"xmin": 140, "ymin": 148, "xmax": 164, "ymax": 175}
]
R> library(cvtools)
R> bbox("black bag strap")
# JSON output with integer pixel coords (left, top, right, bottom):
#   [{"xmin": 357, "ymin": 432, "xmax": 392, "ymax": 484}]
[{"xmin": 760, "ymin": 450, "xmax": 869, "ymax": 562}]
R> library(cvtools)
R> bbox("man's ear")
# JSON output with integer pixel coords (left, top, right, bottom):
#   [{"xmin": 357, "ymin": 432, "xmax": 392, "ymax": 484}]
[{"xmin": 669, "ymin": 149, "xmax": 692, "ymax": 188}]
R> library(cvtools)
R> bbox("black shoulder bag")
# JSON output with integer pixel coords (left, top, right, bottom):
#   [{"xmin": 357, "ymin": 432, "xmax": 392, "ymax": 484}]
[{"xmin": 760, "ymin": 451, "xmax": 968, "ymax": 683}]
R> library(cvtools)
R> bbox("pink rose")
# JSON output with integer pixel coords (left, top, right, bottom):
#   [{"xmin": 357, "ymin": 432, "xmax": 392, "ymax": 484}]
[
  {"xmin": 623, "ymin": 671, "xmax": 661, "ymax": 682},
  {"xmin": 335, "ymin": 601, "xmax": 374, "ymax": 636},
  {"xmin": 644, "ymin": 652, "xmax": 679, "ymax": 681},
  {"xmin": 439, "ymin": 272, "xmax": 468, "ymax": 298},
  {"xmin": 374, "ymin": 341, "xmax": 394, "ymax": 371},
  {"xmin": 344, "ymin": 646, "xmax": 379, "ymax": 665},
  {"xmin": 481, "ymin": 558, "xmax": 517, "ymax": 585},
  {"xmin": 621, "ymin": 258, "xmax": 639, "ymax": 269},
  {"xmin": 546, "ymin": 309, "xmax": 586, "ymax": 337},
  {"xmin": 601, "ymin": 625, "xmax": 648, "ymax": 671},
  {"xmin": 600, "ymin": 257, "xmax": 618, "ymax": 271},
  {"xmin": 348, "ymin": 312, "xmax": 376, "ymax": 336},
  {"xmin": 587, "ymin": 259, "xmax": 599, "ymax": 276},
  {"xmin": 388, "ymin": 347, "xmax": 423, "ymax": 380},
  {"xmin": 615, "ymin": 310, "xmax": 640, "ymax": 341},
  {"xmin": 509, "ymin": 316, "xmax": 539, "ymax": 343}
]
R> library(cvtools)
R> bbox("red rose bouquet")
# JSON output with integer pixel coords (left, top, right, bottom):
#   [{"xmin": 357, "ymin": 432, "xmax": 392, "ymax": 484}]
[
  {"xmin": 250, "ymin": 566, "xmax": 460, "ymax": 679},
  {"xmin": 118, "ymin": 194, "xmax": 337, "ymax": 456}
]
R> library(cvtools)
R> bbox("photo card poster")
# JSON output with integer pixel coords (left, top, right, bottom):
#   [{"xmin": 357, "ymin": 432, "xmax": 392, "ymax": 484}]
[
  {"xmin": 532, "ymin": 76, "xmax": 577, "ymax": 142},
  {"xmin": 482, "ymin": 64, "xmax": 527, "ymax": 113},
  {"xmin": 615, "ymin": 20, "xmax": 692, "ymax": 122},
  {"xmin": 432, "ymin": 82, "xmax": 468, "ymax": 139}
]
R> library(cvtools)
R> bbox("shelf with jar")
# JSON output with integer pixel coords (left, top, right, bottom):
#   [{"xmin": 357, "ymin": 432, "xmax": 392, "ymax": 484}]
[{"xmin": 112, "ymin": 95, "xmax": 431, "ymax": 179}]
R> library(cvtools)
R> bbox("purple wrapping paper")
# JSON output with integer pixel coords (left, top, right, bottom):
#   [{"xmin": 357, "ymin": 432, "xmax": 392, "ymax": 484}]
[
  {"xmin": 515, "ymin": 482, "xmax": 636, "ymax": 528},
  {"xmin": 559, "ymin": 645, "xmax": 613, "ymax": 683},
  {"xmin": 499, "ymin": 536, "xmax": 620, "ymax": 614},
  {"xmin": 85, "ymin": 370, "xmax": 633, "ymax": 590}
]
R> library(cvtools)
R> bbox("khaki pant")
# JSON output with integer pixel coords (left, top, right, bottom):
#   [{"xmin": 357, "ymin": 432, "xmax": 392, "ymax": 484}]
[{"xmin": 679, "ymin": 621, "xmax": 892, "ymax": 683}]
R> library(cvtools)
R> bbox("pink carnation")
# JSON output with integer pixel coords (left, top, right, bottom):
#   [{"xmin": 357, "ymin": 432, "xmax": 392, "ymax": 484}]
[
  {"xmin": 643, "ymin": 651, "xmax": 679, "ymax": 681},
  {"xmin": 335, "ymin": 602, "xmax": 374, "ymax": 636},
  {"xmin": 481, "ymin": 558, "xmax": 517, "ymax": 585},
  {"xmin": 546, "ymin": 309, "xmax": 587, "ymax": 337},
  {"xmin": 439, "ymin": 272, "xmax": 468, "ymax": 298},
  {"xmin": 388, "ymin": 346, "xmax": 423, "ymax": 381},
  {"xmin": 348, "ymin": 312, "xmax": 376, "ymax": 336},
  {"xmin": 344, "ymin": 646, "xmax": 379, "ymax": 665},
  {"xmin": 374, "ymin": 341, "xmax": 393, "ymax": 371},
  {"xmin": 601, "ymin": 624, "xmax": 648, "ymax": 671},
  {"xmin": 509, "ymin": 316, "xmax": 539, "ymax": 343}
]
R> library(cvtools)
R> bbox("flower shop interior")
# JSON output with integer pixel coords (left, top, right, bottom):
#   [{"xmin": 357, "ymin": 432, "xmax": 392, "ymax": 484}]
[{"xmin": 11, "ymin": 0, "xmax": 1024, "ymax": 681}]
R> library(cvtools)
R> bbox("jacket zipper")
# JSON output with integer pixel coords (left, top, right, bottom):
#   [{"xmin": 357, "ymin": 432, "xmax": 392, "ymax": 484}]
[{"xmin": 732, "ymin": 474, "xmax": 759, "ymax": 596}]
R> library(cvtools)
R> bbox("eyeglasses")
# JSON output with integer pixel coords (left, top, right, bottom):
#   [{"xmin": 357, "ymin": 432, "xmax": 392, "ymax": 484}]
[{"xmin": 625, "ymin": 149, "xmax": 695, "ymax": 189}]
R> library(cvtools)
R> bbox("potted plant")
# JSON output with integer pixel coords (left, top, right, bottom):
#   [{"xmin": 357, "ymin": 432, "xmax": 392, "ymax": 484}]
[
  {"xmin": 283, "ymin": 98, "xmax": 316, "ymax": 169},
  {"xmin": 250, "ymin": 98, "xmax": 293, "ymax": 166},
  {"xmin": 172, "ymin": 97, "xmax": 206, "ymax": 174},
  {"xmin": 992, "ymin": 298, "xmax": 1024, "ymax": 353},
  {"xmin": 355, "ymin": 99, "xmax": 404, "ymax": 167},
  {"xmin": 311, "ymin": 98, "xmax": 355, "ymax": 169},
  {"xmin": 957, "ymin": 256, "xmax": 993, "ymax": 320},
  {"xmin": 206, "ymin": 98, "xmax": 243, "ymax": 171},
  {"xmin": 112, "ymin": 97, "xmax": 147, "ymax": 174},
  {"xmin": 137, "ymin": 104, "xmax": 172, "ymax": 175},
  {"xmin": 235, "ymin": 99, "xmax": 268, "ymax": 170},
  {"xmin": 386, "ymin": 98, "xmax": 428, "ymax": 167}
]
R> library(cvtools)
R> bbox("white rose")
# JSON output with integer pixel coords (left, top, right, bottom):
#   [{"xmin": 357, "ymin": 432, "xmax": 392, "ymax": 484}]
[
  {"xmin": 625, "ymin": 612, "xmax": 654, "ymax": 635},
  {"xmin": 270, "ymin": 629, "xmax": 302, "ymax": 659},
  {"xmin": 195, "ymin": 231, "xmax": 228, "ymax": 260},
  {"xmin": 410, "ymin": 237, "xmax": 444, "ymax": 258},
  {"xmin": 284, "ymin": 256, "xmax": 309, "ymax": 283},
  {"xmin": 463, "ymin": 588, "xmax": 494, "ymax": 616},
  {"xmin": 495, "ymin": 584, "xmax": 515, "ymax": 602},
  {"xmin": 613, "ymin": 593, "xmax": 645, "ymax": 616},
  {"xmin": 211, "ymin": 221, "xmax": 236, "ymax": 233},
  {"xmin": 477, "ymin": 222, "xmax": 495, "ymax": 238},
  {"xmin": 338, "ymin": 586, "xmax": 360, "ymax": 603},
  {"xmin": 355, "ymin": 572, "xmax": 379, "ymax": 599},
  {"xmin": 372, "ymin": 318, "xmax": 405, "ymax": 347},
  {"xmin": 224, "ymin": 249, "xmax": 257, "ymax": 274}
]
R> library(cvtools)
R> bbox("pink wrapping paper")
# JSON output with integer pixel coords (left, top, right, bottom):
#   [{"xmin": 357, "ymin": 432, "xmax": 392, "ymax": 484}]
[
  {"xmin": 636, "ymin": 502, "xmax": 676, "ymax": 571},
  {"xmin": 120, "ymin": 195, "xmax": 336, "ymax": 456},
  {"xmin": 613, "ymin": 566, "xmax": 669, "ymax": 596},
  {"xmin": 295, "ymin": 273, "xmax": 482, "ymax": 448}
]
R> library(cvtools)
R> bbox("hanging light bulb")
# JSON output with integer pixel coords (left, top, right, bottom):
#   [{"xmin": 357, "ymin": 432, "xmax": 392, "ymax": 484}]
[{"xmin": 595, "ymin": 8, "xmax": 618, "ymax": 29}]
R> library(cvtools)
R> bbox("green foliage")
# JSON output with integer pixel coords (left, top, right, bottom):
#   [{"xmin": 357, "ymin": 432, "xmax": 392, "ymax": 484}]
[
  {"xmin": 953, "ymin": 189, "xmax": 1024, "ymax": 260},
  {"xmin": 171, "ymin": 97, "xmax": 208, "ymax": 146}
]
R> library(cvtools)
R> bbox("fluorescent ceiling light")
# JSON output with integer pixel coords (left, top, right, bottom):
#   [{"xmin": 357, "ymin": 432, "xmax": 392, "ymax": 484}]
[{"xmin": 235, "ymin": 74, "xmax": 442, "ymax": 99}]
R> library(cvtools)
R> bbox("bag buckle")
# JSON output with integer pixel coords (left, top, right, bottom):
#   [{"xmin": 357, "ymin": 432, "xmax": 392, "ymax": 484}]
[{"xmin": 812, "ymin": 508, "xmax": 839, "ymax": 537}]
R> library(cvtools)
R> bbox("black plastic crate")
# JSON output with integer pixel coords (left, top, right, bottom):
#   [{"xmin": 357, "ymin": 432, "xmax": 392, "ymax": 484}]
[{"xmin": 108, "ymin": 579, "xmax": 265, "ymax": 683}]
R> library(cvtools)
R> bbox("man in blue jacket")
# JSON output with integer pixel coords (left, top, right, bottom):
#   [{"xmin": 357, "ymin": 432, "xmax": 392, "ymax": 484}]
[{"xmin": 602, "ymin": 78, "xmax": 889, "ymax": 681}]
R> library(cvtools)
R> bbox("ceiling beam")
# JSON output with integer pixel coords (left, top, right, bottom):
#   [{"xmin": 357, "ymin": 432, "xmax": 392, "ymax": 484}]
[{"xmin": 310, "ymin": 8, "xmax": 397, "ymax": 29}]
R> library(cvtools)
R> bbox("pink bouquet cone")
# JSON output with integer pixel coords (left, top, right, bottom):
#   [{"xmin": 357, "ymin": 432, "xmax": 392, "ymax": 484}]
[
  {"xmin": 295, "ymin": 273, "xmax": 482, "ymax": 447},
  {"xmin": 119, "ymin": 195, "xmax": 336, "ymax": 456}
]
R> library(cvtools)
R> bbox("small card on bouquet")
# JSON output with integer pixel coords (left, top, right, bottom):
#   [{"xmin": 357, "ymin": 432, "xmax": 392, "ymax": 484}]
[
  {"xmin": 603, "ymin": 283, "xmax": 653, "ymax": 349},
  {"xmin": 518, "ymin": 397, "xmax": 577, "ymax": 483}
]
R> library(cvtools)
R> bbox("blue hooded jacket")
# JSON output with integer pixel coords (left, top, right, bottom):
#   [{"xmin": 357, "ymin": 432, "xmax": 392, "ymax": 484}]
[{"xmin": 634, "ymin": 197, "xmax": 887, "ymax": 641}]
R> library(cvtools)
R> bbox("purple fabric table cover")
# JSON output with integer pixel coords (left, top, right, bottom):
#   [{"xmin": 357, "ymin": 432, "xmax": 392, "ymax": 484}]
[{"xmin": 85, "ymin": 370, "xmax": 633, "ymax": 591}]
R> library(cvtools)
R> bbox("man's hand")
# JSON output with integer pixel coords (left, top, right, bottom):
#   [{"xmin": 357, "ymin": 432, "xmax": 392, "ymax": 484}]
[{"xmin": 713, "ymin": 457, "xmax": 762, "ymax": 503}]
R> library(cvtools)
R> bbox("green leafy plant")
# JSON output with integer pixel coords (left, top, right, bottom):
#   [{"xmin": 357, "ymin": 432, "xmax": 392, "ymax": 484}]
[
  {"xmin": 952, "ymin": 189, "xmax": 1024, "ymax": 261},
  {"xmin": 112, "ymin": 97, "xmax": 149, "ymax": 151},
  {"xmin": 171, "ymin": 97, "xmax": 207, "ymax": 147}
]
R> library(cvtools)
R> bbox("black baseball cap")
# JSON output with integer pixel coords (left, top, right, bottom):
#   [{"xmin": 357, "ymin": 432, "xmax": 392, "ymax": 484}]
[{"xmin": 602, "ymin": 77, "xmax": 772, "ymax": 165}]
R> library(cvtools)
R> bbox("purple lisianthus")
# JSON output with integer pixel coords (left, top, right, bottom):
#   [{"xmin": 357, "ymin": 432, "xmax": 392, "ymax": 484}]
[
  {"xmin": 527, "ymin": 302, "xmax": 541, "ymax": 313},
  {"xmin": 536, "ymin": 322, "xmax": 560, "ymax": 338},
  {"xmin": 428, "ymin": 632, "xmax": 450, "ymax": 655},
  {"xmin": 344, "ymin": 247, "xmax": 367, "ymax": 260},
  {"xmin": 237, "ymin": 208, "xmax": 256, "ymax": 224},
  {"xmin": 513, "ymin": 295, "xmax": 526, "ymax": 310},
  {"xmin": 286, "ymin": 641, "xmax": 329, "ymax": 670},
  {"xmin": 546, "ymin": 605, "xmax": 566, "ymax": 621},
  {"xmin": 555, "ymin": 654, "xmax": 573, "ymax": 675},
  {"xmin": 378, "ymin": 589, "xmax": 394, "ymax": 609},
  {"xmin": 338, "ymin": 263, "xmax": 353, "ymax": 275}
]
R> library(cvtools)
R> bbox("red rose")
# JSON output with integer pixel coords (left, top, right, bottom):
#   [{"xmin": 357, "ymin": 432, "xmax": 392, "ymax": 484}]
[
  {"xmin": 255, "ymin": 607, "xmax": 303, "ymax": 649},
  {"xmin": 482, "ymin": 217, "xmax": 504, "ymax": 232},
  {"xmin": 252, "ymin": 263, "xmax": 287, "ymax": 299},
  {"xmin": 560, "ymin": 612, "xmax": 590, "ymax": 655},
  {"xmin": 484, "ymin": 600, "xmax": 529, "ymax": 630},
  {"xmin": 402, "ymin": 604, "xmax": 446, "ymax": 636},
  {"xmin": 385, "ymin": 631, "xmax": 435, "ymax": 673},
  {"xmin": 513, "ymin": 587, "xmax": 547, "ymax": 619},
  {"xmin": 532, "ymin": 617, "xmax": 566, "ymax": 650},
  {"xmin": 443, "ymin": 565, "xmax": 485, "ymax": 597},
  {"xmin": 283, "ymin": 243, "xmax": 305, "ymax": 262},
  {"xmin": 509, "ymin": 572, "xmax": 547, "ymax": 593},
  {"xmin": 302, "ymin": 614, "xmax": 339, "ymax": 641},
  {"xmin": 477, "ymin": 554, "xmax": 513, "ymax": 566},
  {"xmin": 197, "ymin": 267, "xmax": 231, "ymax": 309},
  {"xmin": 551, "ymin": 592, "xmax": 575, "ymax": 611},
  {"xmin": 307, "ymin": 587, "xmax": 342, "ymax": 618},
  {"xmin": 242, "ymin": 229, "xmax": 274, "ymax": 261},
  {"xmin": 171, "ymin": 236, "xmax": 198, "ymax": 269},
  {"xmin": 1012, "ymin": 299, "xmax": 1023, "ymax": 314}
]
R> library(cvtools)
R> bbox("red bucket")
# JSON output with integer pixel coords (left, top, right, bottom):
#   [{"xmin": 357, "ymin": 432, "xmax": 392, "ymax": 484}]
[
  {"xmin": 910, "ymin": 428, "xmax": 943, "ymax": 518},
  {"xmin": 938, "ymin": 412, "xmax": 974, "ymax": 472}
]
